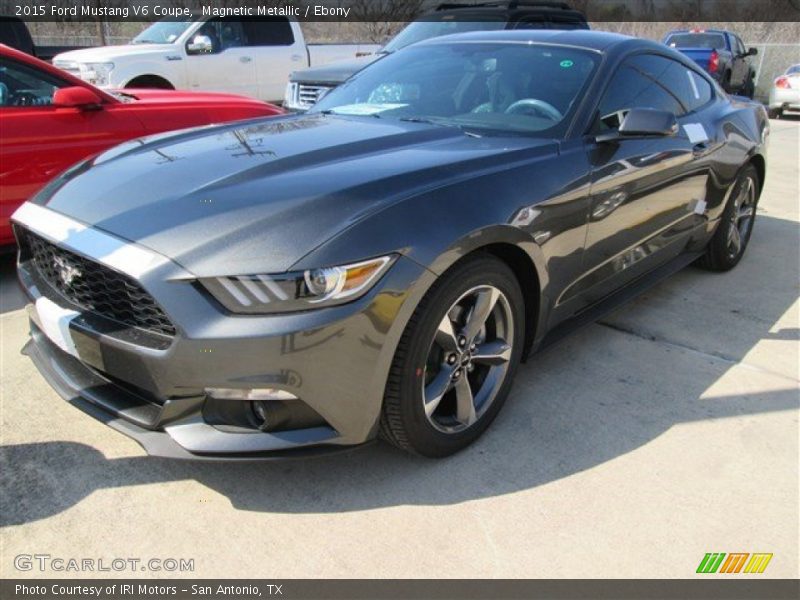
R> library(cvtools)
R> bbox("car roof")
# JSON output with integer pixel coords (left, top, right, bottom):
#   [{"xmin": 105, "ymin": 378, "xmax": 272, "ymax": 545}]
[
  {"xmin": 666, "ymin": 29, "xmax": 727, "ymax": 35},
  {"xmin": 431, "ymin": 4, "xmax": 587, "ymax": 20},
  {"xmin": 416, "ymin": 28, "xmax": 636, "ymax": 52}
]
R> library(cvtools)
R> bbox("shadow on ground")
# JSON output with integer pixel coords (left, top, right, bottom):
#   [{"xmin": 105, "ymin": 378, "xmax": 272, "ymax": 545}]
[
  {"xmin": 1, "ymin": 216, "xmax": 798, "ymax": 526},
  {"xmin": 0, "ymin": 254, "xmax": 25, "ymax": 315}
]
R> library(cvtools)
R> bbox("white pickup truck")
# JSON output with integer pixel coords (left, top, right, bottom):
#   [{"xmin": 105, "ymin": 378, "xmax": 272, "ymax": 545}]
[{"xmin": 53, "ymin": 17, "xmax": 379, "ymax": 103}]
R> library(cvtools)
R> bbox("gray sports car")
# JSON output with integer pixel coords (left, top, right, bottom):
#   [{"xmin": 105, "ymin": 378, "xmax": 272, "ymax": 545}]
[{"xmin": 12, "ymin": 30, "xmax": 769, "ymax": 459}]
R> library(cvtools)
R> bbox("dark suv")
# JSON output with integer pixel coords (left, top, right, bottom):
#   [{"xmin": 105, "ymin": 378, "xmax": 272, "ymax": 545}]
[{"xmin": 284, "ymin": 1, "xmax": 589, "ymax": 110}]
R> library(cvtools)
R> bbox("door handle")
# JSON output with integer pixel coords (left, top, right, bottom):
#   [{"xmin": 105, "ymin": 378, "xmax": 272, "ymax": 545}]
[
  {"xmin": 239, "ymin": 56, "xmax": 252, "ymax": 63},
  {"xmin": 291, "ymin": 54, "xmax": 303, "ymax": 62}
]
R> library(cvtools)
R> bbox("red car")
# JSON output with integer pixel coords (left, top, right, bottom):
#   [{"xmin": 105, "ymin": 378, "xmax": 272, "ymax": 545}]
[{"xmin": 0, "ymin": 44, "xmax": 283, "ymax": 246}]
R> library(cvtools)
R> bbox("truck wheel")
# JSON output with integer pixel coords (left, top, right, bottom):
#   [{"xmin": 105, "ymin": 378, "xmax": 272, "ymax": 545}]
[
  {"xmin": 125, "ymin": 75, "xmax": 174, "ymax": 90},
  {"xmin": 721, "ymin": 71, "xmax": 732, "ymax": 94},
  {"xmin": 742, "ymin": 76, "xmax": 755, "ymax": 99}
]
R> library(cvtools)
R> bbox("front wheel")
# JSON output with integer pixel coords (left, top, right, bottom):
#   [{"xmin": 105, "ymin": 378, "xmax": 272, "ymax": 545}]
[
  {"xmin": 698, "ymin": 164, "xmax": 760, "ymax": 272},
  {"xmin": 380, "ymin": 255, "xmax": 525, "ymax": 457}
]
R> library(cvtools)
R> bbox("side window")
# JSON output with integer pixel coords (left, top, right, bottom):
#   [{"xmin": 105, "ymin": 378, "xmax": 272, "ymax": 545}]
[
  {"xmin": 241, "ymin": 17, "xmax": 295, "ymax": 46},
  {"xmin": 593, "ymin": 54, "xmax": 683, "ymax": 132},
  {"xmin": 0, "ymin": 58, "xmax": 66, "ymax": 107},
  {"xmin": 684, "ymin": 69, "xmax": 713, "ymax": 111},
  {"xmin": 218, "ymin": 19, "xmax": 248, "ymax": 51},
  {"xmin": 633, "ymin": 54, "xmax": 714, "ymax": 114},
  {"xmin": 194, "ymin": 19, "xmax": 249, "ymax": 53}
]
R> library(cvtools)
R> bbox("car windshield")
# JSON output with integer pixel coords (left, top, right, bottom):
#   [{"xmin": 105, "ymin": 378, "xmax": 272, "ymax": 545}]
[
  {"xmin": 382, "ymin": 19, "xmax": 506, "ymax": 53},
  {"xmin": 131, "ymin": 20, "xmax": 193, "ymax": 44},
  {"xmin": 665, "ymin": 33, "xmax": 726, "ymax": 50},
  {"xmin": 786, "ymin": 64, "xmax": 800, "ymax": 75},
  {"xmin": 312, "ymin": 42, "xmax": 599, "ymax": 138}
]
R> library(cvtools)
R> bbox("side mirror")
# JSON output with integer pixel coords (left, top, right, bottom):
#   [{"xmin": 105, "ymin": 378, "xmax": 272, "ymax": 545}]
[
  {"xmin": 747, "ymin": 47, "xmax": 758, "ymax": 56},
  {"xmin": 596, "ymin": 108, "xmax": 678, "ymax": 143},
  {"xmin": 187, "ymin": 35, "xmax": 214, "ymax": 55},
  {"xmin": 52, "ymin": 86, "xmax": 103, "ymax": 110}
]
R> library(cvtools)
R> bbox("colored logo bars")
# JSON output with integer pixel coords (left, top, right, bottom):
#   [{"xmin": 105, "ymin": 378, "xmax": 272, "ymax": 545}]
[{"xmin": 696, "ymin": 553, "xmax": 773, "ymax": 574}]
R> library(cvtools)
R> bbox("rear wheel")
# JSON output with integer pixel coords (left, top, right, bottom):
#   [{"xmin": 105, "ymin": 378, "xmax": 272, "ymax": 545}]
[
  {"xmin": 698, "ymin": 164, "xmax": 759, "ymax": 272},
  {"xmin": 380, "ymin": 255, "xmax": 525, "ymax": 457},
  {"xmin": 721, "ymin": 71, "xmax": 733, "ymax": 94},
  {"xmin": 742, "ymin": 75, "xmax": 755, "ymax": 99},
  {"xmin": 768, "ymin": 107, "xmax": 783, "ymax": 119}
]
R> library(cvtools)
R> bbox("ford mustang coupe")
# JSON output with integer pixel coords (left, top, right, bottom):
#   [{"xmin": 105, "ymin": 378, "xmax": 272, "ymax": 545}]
[
  {"xmin": 12, "ymin": 31, "xmax": 768, "ymax": 459},
  {"xmin": 0, "ymin": 44, "xmax": 283, "ymax": 247}
]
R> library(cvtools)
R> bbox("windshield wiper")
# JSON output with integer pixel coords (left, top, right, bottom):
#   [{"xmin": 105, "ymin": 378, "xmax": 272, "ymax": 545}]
[
  {"xmin": 320, "ymin": 109, "xmax": 382, "ymax": 118},
  {"xmin": 399, "ymin": 117, "xmax": 482, "ymax": 137}
]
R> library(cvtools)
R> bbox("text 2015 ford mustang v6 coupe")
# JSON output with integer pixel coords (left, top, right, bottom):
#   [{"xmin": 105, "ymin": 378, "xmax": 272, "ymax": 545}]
[{"xmin": 13, "ymin": 31, "xmax": 768, "ymax": 459}]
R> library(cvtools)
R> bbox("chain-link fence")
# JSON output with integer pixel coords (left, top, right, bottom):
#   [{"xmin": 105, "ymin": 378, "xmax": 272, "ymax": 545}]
[{"xmin": 748, "ymin": 43, "xmax": 800, "ymax": 101}]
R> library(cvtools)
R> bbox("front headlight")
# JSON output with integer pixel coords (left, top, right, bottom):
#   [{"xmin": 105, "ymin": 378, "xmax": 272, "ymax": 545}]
[
  {"xmin": 79, "ymin": 62, "xmax": 114, "ymax": 87},
  {"xmin": 200, "ymin": 255, "xmax": 396, "ymax": 314},
  {"xmin": 283, "ymin": 82, "xmax": 299, "ymax": 110}
]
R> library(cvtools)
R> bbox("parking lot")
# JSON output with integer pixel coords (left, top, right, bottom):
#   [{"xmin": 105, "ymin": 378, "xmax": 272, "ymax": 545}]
[{"xmin": 0, "ymin": 118, "xmax": 797, "ymax": 579}]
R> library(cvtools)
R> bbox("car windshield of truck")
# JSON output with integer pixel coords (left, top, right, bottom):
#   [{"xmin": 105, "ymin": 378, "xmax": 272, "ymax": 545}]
[
  {"xmin": 312, "ymin": 42, "xmax": 598, "ymax": 138},
  {"xmin": 131, "ymin": 20, "xmax": 193, "ymax": 44},
  {"xmin": 665, "ymin": 33, "xmax": 726, "ymax": 50},
  {"xmin": 382, "ymin": 18, "xmax": 506, "ymax": 53}
]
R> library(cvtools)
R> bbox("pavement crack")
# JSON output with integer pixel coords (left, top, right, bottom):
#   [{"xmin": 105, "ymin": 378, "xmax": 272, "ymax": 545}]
[
  {"xmin": 598, "ymin": 320, "xmax": 749, "ymax": 366},
  {"xmin": 597, "ymin": 320, "xmax": 798, "ymax": 383}
]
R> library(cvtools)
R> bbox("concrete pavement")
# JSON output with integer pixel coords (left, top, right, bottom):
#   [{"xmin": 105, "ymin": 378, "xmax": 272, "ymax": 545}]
[{"xmin": 1, "ymin": 118, "xmax": 798, "ymax": 579}]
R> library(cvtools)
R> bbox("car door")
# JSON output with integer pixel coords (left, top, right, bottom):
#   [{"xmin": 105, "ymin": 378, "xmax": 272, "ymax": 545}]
[
  {"xmin": 0, "ymin": 56, "xmax": 145, "ymax": 244},
  {"xmin": 580, "ymin": 53, "xmax": 710, "ymax": 304},
  {"xmin": 184, "ymin": 18, "xmax": 258, "ymax": 97},
  {"xmin": 729, "ymin": 34, "xmax": 748, "ymax": 90},
  {"xmin": 242, "ymin": 17, "xmax": 305, "ymax": 102}
]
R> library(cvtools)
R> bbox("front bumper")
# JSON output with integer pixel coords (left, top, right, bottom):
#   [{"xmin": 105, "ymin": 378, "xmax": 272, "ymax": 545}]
[{"xmin": 13, "ymin": 203, "xmax": 433, "ymax": 459}]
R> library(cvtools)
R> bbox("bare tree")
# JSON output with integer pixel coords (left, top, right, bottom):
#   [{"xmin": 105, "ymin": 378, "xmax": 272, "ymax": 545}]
[{"xmin": 347, "ymin": 0, "xmax": 425, "ymax": 43}]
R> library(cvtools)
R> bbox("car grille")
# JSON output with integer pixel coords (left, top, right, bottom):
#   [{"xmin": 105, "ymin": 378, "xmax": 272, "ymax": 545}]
[
  {"xmin": 20, "ymin": 230, "xmax": 177, "ymax": 338},
  {"xmin": 297, "ymin": 84, "xmax": 332, "ymax": 109}
]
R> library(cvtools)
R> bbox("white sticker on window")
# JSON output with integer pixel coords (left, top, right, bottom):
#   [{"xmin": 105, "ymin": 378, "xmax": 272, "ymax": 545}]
[{"xmin": 683, "ymin": 123, "xmax": 709, "ymax": 144}]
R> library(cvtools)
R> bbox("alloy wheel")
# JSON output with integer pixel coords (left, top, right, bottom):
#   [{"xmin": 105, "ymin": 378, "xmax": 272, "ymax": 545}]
[
  {"xmin": 421, "ymin": 285, "xmax": 514, "ymax": 434},
  {"xmin": 727, "ymin": 175, "xmax": 756, "ymax": 259}
]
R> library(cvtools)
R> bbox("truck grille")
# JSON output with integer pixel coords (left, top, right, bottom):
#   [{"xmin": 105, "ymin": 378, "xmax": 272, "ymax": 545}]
[
  {"xmin": 20, "ymin": 230, "xmax": 177, "ymax": 338},
  {"xmin": 297, "ymin": 84, "xmax": 332, "ymax": 109}
]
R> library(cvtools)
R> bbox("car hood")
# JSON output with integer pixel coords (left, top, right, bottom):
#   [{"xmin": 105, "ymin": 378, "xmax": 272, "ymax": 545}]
[
  {"xmin": 290, "ymin": 55, "xmax": 381, "ymax": 85},
  {"xmin": 115, "ymin": 88, "xmax": 275, "ymax": 108},
  {"xmin": 54, "ymin": 44, "xmax": 172, "ymax": 63},
  {"xmin": 36, "ymin": 114, "xmax": 556, "ymax": 277}
]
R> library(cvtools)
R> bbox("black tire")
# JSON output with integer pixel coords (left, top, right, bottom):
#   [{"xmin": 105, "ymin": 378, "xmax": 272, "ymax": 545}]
[
  {"xmin": 768, "ymin": 108, "xmax": 783, "ymax": 119},
  {"xmin": 698, "ymin": 164, "xmax": 760, "ymax": 272},
  {"xmin": 380, "ymin": 254, "xmax": 525, "ymax": 457},
  {"xmin": 742, "ymin": 75, "xmax": 755, "ymax": 99},
  {"xmin": 125, "ymin": 75, "xmax": 174, "ymax": 90},
  {"xmin": 721, "ymin": 71, "xmax": 733, "ymax": 94}
]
